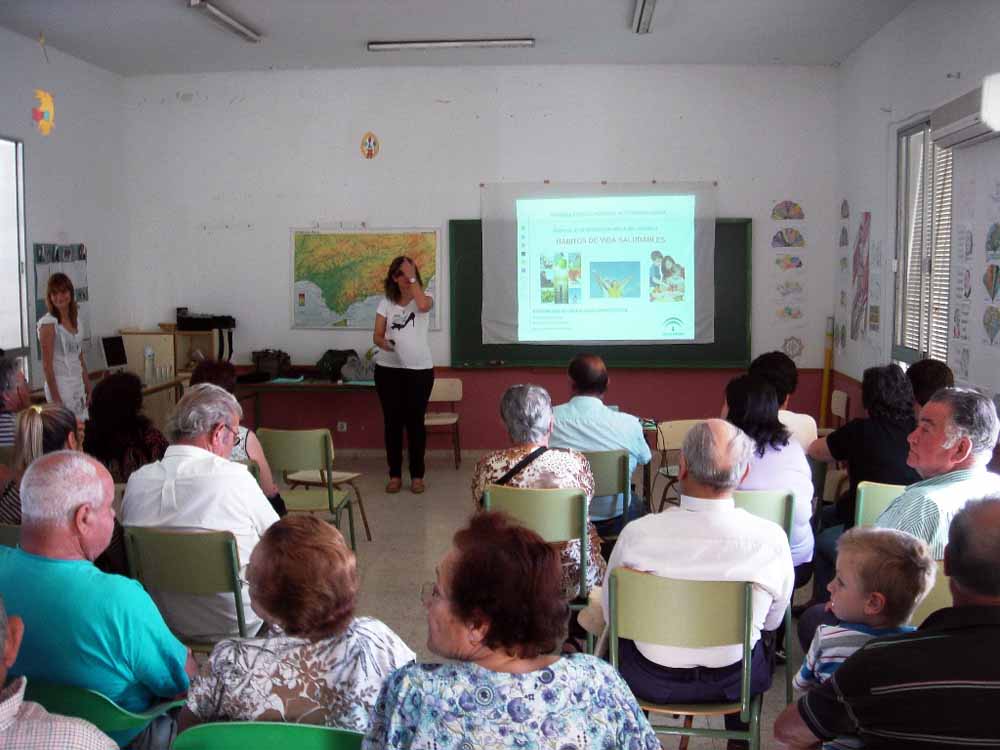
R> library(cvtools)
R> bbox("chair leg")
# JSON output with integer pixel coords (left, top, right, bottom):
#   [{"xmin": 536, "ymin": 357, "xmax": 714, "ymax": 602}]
[
  {"xmin": 346, "ymin": 502, "xmax": 357, "ymax": 552},
  {"xmin": 452, "ymin": 423, "xmax": 461, "ymax": 469},
  {"xmin": 657, "ymin": 479, "xmax": 676, "ymax": 512},
  {"xmin": 784, "ymin": 604, "xmax": 794, "ymax": 704},
  {"xmin": 344, "ymin": 480, "xmax": 372, "ymax": 542},
  {"xmin": 679, "ymin": 717, "xmax": 693, "ymax": 750}
]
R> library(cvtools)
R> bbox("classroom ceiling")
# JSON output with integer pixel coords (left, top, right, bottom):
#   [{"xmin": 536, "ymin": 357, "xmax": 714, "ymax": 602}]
[{"xmin": 0, "ymin": 0, "xmax": 915, "ymax": 77}]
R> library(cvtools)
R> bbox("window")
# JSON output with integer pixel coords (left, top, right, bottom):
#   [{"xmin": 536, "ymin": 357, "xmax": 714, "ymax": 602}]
[
  {"xmin": 893, "ymin": 121, "xmax": 953, "ymax": 364},
  {"xmin": 0, "ymin": 136, "xmax": 28, "ymax": 369}
]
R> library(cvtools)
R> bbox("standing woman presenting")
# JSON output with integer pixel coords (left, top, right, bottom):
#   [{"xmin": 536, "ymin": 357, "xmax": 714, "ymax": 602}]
[
  {"xmin": 373, "ymin": 256, "xmax": 434, "ymax": 494},
  {"xmin": 37, "ymin": 273, "xmax": 91, "ymax": 419}
]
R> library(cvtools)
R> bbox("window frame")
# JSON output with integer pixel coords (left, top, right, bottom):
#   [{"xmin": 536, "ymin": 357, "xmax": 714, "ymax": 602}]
[{"xmin": 0, "ymin": 134, "xmax": 29, "ymax": 369}]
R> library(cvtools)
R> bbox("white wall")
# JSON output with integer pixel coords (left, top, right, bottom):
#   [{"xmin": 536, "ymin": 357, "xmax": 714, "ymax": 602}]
[
  {"xmin": 835, "ymin": 0, "xmax": 1000, "ymax": 380},
  {"xmin": 0, "ymin": 26, "xmax": 124, "ymax": 378},
  {"xmin": 118, "ymin": 64, "xmax": 838, "ymax": 367}
]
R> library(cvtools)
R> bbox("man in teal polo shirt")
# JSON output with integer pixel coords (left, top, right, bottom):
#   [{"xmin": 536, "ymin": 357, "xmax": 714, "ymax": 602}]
[{"xmin": 0, "ymin": 451, "xmax": 194, "ymax": 748}]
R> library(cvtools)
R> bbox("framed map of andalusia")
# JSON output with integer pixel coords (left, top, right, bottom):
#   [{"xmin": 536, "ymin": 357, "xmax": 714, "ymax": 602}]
[{"xmin": 291, "ymin": 228, "xmax": 440, "ymax": 330}]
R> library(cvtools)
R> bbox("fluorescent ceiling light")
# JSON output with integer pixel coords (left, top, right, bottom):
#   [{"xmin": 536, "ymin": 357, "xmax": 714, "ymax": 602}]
[
  {"xmin": 632, "ymin": 0, "xmax": 658, "ymax": 34},
  {"xmin": 984, "ymin": 73, "xmax": 1000, "ymax": 131},
  {"xmin": 367, "ymin": 38, "xmax": 535, "ymax": 51},
  {"xmin": 189, "ymin": 0, "xmax": 262, "ymax": 44}
]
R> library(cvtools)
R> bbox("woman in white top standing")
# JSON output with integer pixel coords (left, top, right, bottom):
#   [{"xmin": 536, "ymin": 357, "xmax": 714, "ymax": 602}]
[
  {"xmin": 37, "ymin": 273, "xmax": 90, "ymax": 419},
  {"xmin": 372, "ymin": 256, "xmax": 434, "ymax": 494}
]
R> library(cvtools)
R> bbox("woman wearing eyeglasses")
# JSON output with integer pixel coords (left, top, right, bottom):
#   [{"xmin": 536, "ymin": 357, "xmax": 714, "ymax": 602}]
[{"xmin": 373, "ymin": 256, "xmax": 435, "ymax": 495}]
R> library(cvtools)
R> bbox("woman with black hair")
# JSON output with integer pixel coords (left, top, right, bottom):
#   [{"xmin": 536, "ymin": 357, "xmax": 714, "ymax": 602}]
[{"xmin": 725, "ymin": 374, "xmax": 814, "ymax": 584}]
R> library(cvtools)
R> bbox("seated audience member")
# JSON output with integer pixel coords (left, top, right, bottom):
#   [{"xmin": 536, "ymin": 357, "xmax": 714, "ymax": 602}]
[
  {"xmin": 807, "ymin": 365, "xmax": 921, "ymax": 602},
  {"xmin": 122, "ymin": 383, "xmax": 279, "ymax": 640},
  {"xmin": 0, "ymin": 452, "xmax": 193, "ymax": 749},
  {"xmin": 0, "ymin": 593, "xmax": 116, "ymax": 750},
  {"xmin": 602, "ymin": 419, "xmax": 794, "ymax": 747},
  {"xmin": 550, "ymin": 354, "xmax": 651, "ymax": 543},
  {"xmin": 905, "ymin": 358, "xmax": 954, "ymax": 416},
  {"xmin": 363, "ymin": 512, "xmax": 659, "ymax": 750},
  {"xmin": 875, "ymin": 387, "xmax": 1000, "ymax": 559},
  {"xmin": 726, "ymin": 373, "xmax": 814, "ymax": 585},
  {"xmin": 776, "ymin": 497, "xmax": 1000, "ymax": 749},
  {"xmin": 471, "ymin": 384, "xmax": 604, "ymax": 600},
  {"xmin": 83, "ymin": 372, "xmax": 168, "ymax": 483},
  {"xmin": 180, "ymin": 515, "xmax": 414, "ymax": 732},
  {"xmin": 749, "ymin": 351, "xmax": 817, "ymax": 450},
  {"xmin": 188, "ymin": 360, "xmax": 286, "ymax": 516},
  {"xmin": 0, "ymin": 353, "xmax": 30, "ymax": 448}
]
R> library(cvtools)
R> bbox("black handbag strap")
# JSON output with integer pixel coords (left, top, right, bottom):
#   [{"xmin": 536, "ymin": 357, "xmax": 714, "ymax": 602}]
[{"xmin": 495, "ymin": 447, "xmax": 548, "ymax": 486}]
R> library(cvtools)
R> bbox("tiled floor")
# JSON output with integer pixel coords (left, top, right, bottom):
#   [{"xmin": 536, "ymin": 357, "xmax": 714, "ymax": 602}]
[{"xmin": 338, "ymin": 451, "xmax": 806, "ymax": 749}]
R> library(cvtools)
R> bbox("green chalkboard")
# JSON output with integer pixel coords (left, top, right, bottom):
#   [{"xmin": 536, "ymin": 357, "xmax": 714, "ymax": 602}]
[{"xmin": 449, "ymin": 218, "xmax": 751, "ymax": 368}]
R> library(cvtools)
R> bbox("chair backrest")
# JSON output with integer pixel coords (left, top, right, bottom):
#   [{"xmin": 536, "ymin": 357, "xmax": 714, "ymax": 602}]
[
  {"xmin": 910, "ymin": 560, "xmax": 951, "ymax": 626},
  {"xmin": 24, "ymin": 679, "xmax": 183, "ymax": 733},
  {"xmin": 806, "ymin": 456, "xmax": 828, "ymax": 503},
  {"xmin": 654, "ymin": 419, "xmax": 700, "ymax": 451},
  {"xmin": 830, "ymin": 389, "xmax": 849, "ymax": 422},
  {"xmin": 0, "ymin": 523, "xmax": 19, "ymax": 548},
  {"xmin": 733, "ymin": 490, "xmax": 794, "ymax": 538},
  {"xmin": 582, "ymin": 449, "xmax": 629, "ymax": 498},
  {"xmin": 428, "ymin": 377, "xmax": 462, "ymax": 404},
  {"xmin": 854, "ymin": 481, "xmax": 906, "ymax": 528},
  {"xmin": 172, "ymin": 721, "xmax": 364, "ymax": 750},
  {"xmin": 608, "ymin": 568, "xmax": 753, "ymax": 719},
  {"xmin": 112, "ymin": 483, "xmax": 127, "ymax": 516},
  {"xmin": 124, "ymin": 527, "xmax": 246, "ymax": 636},
  {"xmin": 257, "ymin": 428, "xmax": 334, "ymax": 475}
]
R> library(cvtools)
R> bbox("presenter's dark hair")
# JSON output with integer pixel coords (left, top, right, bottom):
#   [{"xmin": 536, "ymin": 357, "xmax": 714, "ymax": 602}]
[
  {"xmin": 383, "ymin": 256, "xmax": 424, "ymax": 303},
  {"xmin": 568, "ymin": 354, "xmax": 608, "ymax": 395},
  {"xmin": 748, "ymin": 351, "xmax": 798, "ymax": 404},
  {"xmin": 725, "ymin": 374, "xmax": 790, "ymax": 457},
  {"xmin": 906, "ymin": 359, "xmax": 955, "ymax": 406},
  {"xmin": 862, "ymin": 365, "xmax": 915, "ymax": 425}
]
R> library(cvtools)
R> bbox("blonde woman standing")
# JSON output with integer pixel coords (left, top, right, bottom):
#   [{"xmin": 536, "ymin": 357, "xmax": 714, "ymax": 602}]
[{"xmin": 37, "ymin": 273, "xmax": 90, "ymax": 419}]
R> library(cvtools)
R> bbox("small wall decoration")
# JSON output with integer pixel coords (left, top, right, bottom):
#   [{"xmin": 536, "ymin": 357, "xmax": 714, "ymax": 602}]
[
  {"xmin": 782, "ymin": 335, "xmax": 804, "ymax": 360},
  {"xmin": 839, "ymin": 226, "xmax": 848, "ymax": 247},
  {"xmin": 987, "ymin": 223, "xmax": 1000, "ymax": 261},
  {"xmin": 771, "ymin": 228, "xmax": 805, "ymax": 248},
  {"xmin": 360, "ymin": 131, "xmax": 380, "ymax": 160},
  {"xmin": 32, "ymin": 89, "xmax": 54, "ymax": 135},
  {"xmin": 984, "ymin": 306, "xmax": 1000, "ymax": 345},
  {"xmin": 771, "ymin": 200, "xmax": 805, "ymax": 220},
  {"xmin": 774, "ymin": 254, "xmax": 803, "ymax": 270},
  {"xmin": 841, "ymin": 199, "xmax": 850, "ymax": 219},
  {"xmin": 983, "ymin": 264, "xmax": 1000, "ymax": 301}
]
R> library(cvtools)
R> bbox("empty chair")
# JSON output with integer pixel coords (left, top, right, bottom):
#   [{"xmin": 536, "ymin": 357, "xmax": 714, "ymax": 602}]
[{"xmin": 424, "ymin": 377, "xmax": 462, "ymax": 469}]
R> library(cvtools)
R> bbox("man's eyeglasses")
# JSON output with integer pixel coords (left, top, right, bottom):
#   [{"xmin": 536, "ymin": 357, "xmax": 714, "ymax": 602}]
[{"xmin": 222, "ymin": 424, "xmax": 242, "ymax": 448}]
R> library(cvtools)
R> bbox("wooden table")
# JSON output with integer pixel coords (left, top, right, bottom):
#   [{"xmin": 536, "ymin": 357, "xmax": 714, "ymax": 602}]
[{"xmin": 235, "ymin": 379, "xmax": 376, "ymax": 429}]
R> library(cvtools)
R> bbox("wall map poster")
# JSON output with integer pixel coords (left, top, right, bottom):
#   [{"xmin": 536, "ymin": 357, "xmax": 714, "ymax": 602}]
[{"xmin": 291, "ymin": 229, "xmax": 439, "ymax": 330}]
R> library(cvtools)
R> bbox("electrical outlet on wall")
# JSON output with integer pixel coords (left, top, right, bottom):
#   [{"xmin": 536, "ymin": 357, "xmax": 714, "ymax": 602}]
[{"xmin": 336, "ymin": 421, "xmax": 348, "ymax": 433}]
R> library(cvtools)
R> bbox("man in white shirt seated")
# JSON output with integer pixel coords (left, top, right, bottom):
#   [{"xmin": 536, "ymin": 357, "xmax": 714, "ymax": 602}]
[
  {"xmin": 122, "ymin": 383, "xmax": 279, "ymax": 640},
  {"xmin": 749, "ymin": 351, "xmax": 817, "ymax": 450},
  {"xmin": 602, "ymin": 419, "xmax": 794, "ymax": 748},
  {"xmin": 550, "ymin": 354, "xmax": 651, "ymax": 545}
]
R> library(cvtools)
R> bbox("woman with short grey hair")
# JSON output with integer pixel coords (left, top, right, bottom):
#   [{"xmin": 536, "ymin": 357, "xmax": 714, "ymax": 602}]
[{"xmin": 471, "ymin": 384, "xmax": 604, "ymax": 612}]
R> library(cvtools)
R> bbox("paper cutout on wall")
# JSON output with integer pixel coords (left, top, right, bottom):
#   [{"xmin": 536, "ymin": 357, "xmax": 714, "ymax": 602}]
[
  {"xmin": 957, "ymin": 226, "xmax": 974, "ymax": 263},
  {"xmin": 850, "ymin": 211, "xmax": 871, "ymax": 341},
  {"xmin": 987, "ymin": 223, "xmax": 1000, "ymax": 261},
  {"xmin": 954, "ymin": 304, "xmax": 970, "ymax": 341},
  {"xmin": 983, "ymin": 264, "xmax": 1000, "ymax": 301},
  {"xmin": 782, "ymin": 336, "xmax": 804, "ymax": 360},
  {"xmin": 838, "ymin": 323, "xmax": 847, "ymax": 350},
  {"xmin": 869, "ymin": 305, "xmax": 880, "ymax": 333},
  {"xmin": 839, "ymin": 227, "xmax": 848, "ymax": 247},
  {"xmin": 775, "ymin": 280, "xmax": 803, "ymax": 299},
  {"xmin": 771, "ymin": 228, "xmax": 805, "ymax": 248},
  {"xmin": 839, "ymin": 257, "xmax": 848, "ymax": 273},
  {"xmin": 840, "ymin": 290, "xmax": 846, "ymax": 307},
  {"xmin": 841, "ymin": 199, "xmax": 850, "ymax": 219},
  {"xmin": 32, "ymin": 89, "xmax": 54, "ymax": 135},
  {"xmin": 360, "ymin": 131, "xmax": 380, "ymax": 159},
  {"xmin": 983, "ymin": 306, "xmax": 1000, "ymax": 345},
  {"xmin": 771, "ymin": 200, "xmax": 805, "ymax": 220},
  {"xmin": 775, "ymin": 254, "xmax": 804, "ymax": 270},
  {"xmin": 776, "ymin": 306, "xmax": 803, "ymax": 321},
  {"xmin": 957, "ymin": 346, "xmax": 970, "ymax": 381},
  {"xmin": 957, "ymin": 267, "xmax": 973, "ymax": 300}
]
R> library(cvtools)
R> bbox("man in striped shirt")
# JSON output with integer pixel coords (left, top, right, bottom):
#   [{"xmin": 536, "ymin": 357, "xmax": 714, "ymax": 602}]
[
  {"xmin": 0, "ymin": 354, "xmax": 31, "ymax": 447},
  {"xmin": 775, "ymin": 496, "xmax": 1000, "ymax": 749},
  {"xmin": 875, "ymin": 387, "xmax": 1000, "ymax": 559}
]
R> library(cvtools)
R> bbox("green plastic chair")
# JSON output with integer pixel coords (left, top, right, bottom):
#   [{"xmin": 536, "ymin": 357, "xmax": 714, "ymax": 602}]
[
  {"xmin": 172, "ymin": 721, "xmax": 364, "ymax": 749},
  {"xmin": 124, "ymin": 527, "xmax": 247, "ymax": 652},
  {"xmin": 24, "ymin": 678, "xmax": 184, "ymax": 735},
  {"xmin": 854, "ymin": 481, "xmax": 906, "ymax": 528},
  {"xmin": 609, "ymin": 569, "xmax": 762, "ymax": 749},
  {"xmin": 582, "ymin": 449, "xmax": 630, "ymax": 543},
  {"xmin": 733, "ymin": 489, "xmax": 795, "ymax": 704},
  {"xmin": 482, "ymin": 485, "xmax": 593, "ymax": 651},
  {"xmin": 910, "ymin": 560, "xmax": 950, "ymax": 626},
  {"xmin": 0, "ymin": 523, "xmax": 19, "ymax": 548},
  {"xmin": 256, "ymin": 429, "xmax": 355, "ymax": 550}
]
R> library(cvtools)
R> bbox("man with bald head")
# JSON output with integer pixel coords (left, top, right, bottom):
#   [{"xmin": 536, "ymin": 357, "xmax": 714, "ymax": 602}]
[
  {"xmin": 602, "ymin": 419, "xmax": 793, "ymax": 747},
  {"xmin": 0, "ymin": 451, "xmax": 193, "ymax": 748},
  {"xmin": 550, "ymin": 354, "xmax": 651, "ymax": 543}
]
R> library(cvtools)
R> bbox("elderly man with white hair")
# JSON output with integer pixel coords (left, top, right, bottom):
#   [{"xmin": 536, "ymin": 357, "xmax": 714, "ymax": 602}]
[
  {"xmin": 0, "ymin": 353, "xmax": 30, "ymax": 447},
  {"xmin": 602, "ymin": 419, "xmax": 794, "ymax": 749},
  {"xmin": 122, "ymin": 383, "xmax": 279, "ymax": 640},
  {"xmin": 0, "ymin": 451, "xmax": 192, "ymax": 749}
]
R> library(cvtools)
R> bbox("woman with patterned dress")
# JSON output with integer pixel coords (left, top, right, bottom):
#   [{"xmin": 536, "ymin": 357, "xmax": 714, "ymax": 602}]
[
  {"xmin": 178, "ymin": 515, "xmax": 414, "ymax": 733},
  {"xmin": 471, "ymin": 384, "xmax": 604, "ymax": 599},
  {"xmin": 363, "ymin": 512, "xmax": 659, "ymax": 750}
]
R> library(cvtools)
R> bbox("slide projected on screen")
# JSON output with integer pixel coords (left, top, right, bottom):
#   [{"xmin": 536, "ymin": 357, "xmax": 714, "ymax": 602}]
[{"xmin": 516, "ymin": 194, "xmax": 696, "ymax": 342}]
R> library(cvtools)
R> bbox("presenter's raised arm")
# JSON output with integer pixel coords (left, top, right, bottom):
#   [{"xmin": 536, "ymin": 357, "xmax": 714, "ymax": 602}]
[
  {"xmin": 374, "ymin": 314, "xmax": 394, "ymax": 351},
  {"xmin": 400, "ymin": 258, "xmax": 433, "ymax": 313}
]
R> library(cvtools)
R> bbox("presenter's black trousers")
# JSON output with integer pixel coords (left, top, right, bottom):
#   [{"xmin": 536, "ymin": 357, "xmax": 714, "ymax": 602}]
[{"xmin": 374, "ymin": 364, "xmax": 435, "ymax": 479}]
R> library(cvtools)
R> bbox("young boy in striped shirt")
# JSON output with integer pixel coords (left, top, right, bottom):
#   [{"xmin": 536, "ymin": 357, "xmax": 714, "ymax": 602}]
[{"xmin": 794, "ymin": 527, "xmax": 935, "ymax": 747}]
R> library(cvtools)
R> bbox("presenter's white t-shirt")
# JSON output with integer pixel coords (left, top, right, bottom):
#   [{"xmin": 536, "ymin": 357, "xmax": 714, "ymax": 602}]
[{"xmin": 375, "ymin": 295, "xmax": 433, "ymax": 370}]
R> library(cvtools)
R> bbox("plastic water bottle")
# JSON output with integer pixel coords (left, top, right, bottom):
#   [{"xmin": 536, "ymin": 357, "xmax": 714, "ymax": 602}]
[{"xmin": 144, "ymin": 346, "xmax": 156, "ymax": 384}]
